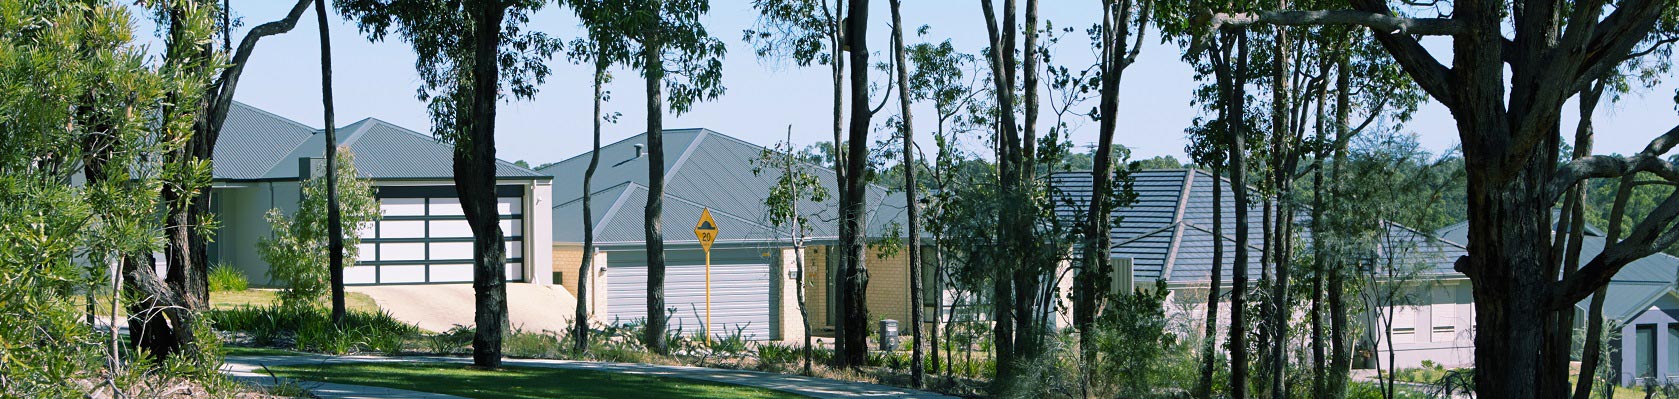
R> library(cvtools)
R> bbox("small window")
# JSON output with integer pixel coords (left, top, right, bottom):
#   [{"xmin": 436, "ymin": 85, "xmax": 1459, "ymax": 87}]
[
  {"xmin": 1668, "ymin": 325, "xmax": 1679, "ymax": 373},
  {"xmin": 1638, "ymin": 324, "xmax": 1657, "ymax": 379}
]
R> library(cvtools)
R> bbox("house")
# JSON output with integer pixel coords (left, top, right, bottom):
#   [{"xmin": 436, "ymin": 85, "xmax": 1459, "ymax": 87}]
[
  {"xmin": 208, "ymin": 102, "xmax": 554, "ymax": 287},
  {"xmin": 1439, "ymin": 221, "xmax": 1679, "ymax": 386},
  {"xmin": 1051, "ymin": 169, "xmax": 1474, "ymax": 369},
  {"xmin": 540, "ymin": 129, "xmax": 926, "ymax": 342}
]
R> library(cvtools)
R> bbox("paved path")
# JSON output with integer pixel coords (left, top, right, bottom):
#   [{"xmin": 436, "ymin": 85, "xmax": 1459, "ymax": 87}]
[{"xmin": 225, "ymin": 353, "xmax": 958, "ymax": 399}]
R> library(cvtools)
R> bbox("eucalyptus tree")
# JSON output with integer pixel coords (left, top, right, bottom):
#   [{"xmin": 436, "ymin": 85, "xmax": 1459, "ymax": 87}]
[
  {"xmin": 745, "ymin": 0, "xmax": 858, "ymax": 361},
  {"xmin": 566, "ymin": 0, "xmax": 631, "ymax": 355},
  {"xmin": 152, "ymin": 0, "xmax": 314, "ymax": 311},
  {"xmin": 577, "ymin": 0, "xmax": 727, "ymax": 354},
  {"xmin": 1077, "ymin": 0, "xmax": 1151, "ymax": 365},
  {"xmin": 313, "ymin": 0, "xmax": 348, "ymax": 325},
  {"xmin": 1206, "ymin": 0, "xmax": 1679, "ymax": 394},
  {"xmin": 885, "ymin": 0, "xmax": 927, "ymax": 386},
  {"xmin": 334, "ymin": 0, "xmax": 561, "ymax": 368},
  {"xmin": 905, "ymin": 36, "xmax": 986, "ymax": 376},
  {"xmin": 1157, "ymin": 0, "xmax": 1260, "ymax": 390},
  {"xmin": 754, "ymin": 129, "xmax": 831, "ymax": 376},
  {"xmin": 833, "ymin": 0, "xmax": 874, "ymax": 368}
]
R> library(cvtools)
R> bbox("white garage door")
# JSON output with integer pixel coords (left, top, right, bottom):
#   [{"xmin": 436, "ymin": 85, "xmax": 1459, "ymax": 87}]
[
  {"xmin": 347, "ymin": 185, "xmax": 526, "ymax": 285},
  {"xmin": 607, "ymin": 254, "xmax": 774, "ymax": 341}
]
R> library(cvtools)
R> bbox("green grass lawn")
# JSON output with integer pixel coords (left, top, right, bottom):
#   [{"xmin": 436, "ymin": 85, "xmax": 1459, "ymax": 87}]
[{"xmin": 268, "ymin": 362, "xmax": 808, "ymax": 399}]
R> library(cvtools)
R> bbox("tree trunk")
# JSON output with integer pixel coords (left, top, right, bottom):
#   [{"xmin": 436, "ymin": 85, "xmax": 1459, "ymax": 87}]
[
  {"xmin": 643, "ymin": 18, "xmax": 671, "ymax": 355},
  {"xmin": 164, "ymin": 0, "xmax": 313, "ymax": 313},
  {"xmin": 978, "ymin": 0, "xmax": 1024, "ymax": 381},
  {"xmin": 838, "ymin": 0, "xmax": 873, "ymax": 368},
  {"xmin": 1196, "ymin": 163, "xmax": 1226, "ymax": 399},
  {"xmin": 887, "ymin": 0, "xmax": 924, "ymax": 387},
  {"xmin": 464, "ymin": 1, "xmax": 510, "ymax": 369},
  {"xmin": 1218, "ymin": 30, "xmax": 1253, "ymax": 399},
  {"xmin": 315, "ymin": 0, "xmax": 345, "ymax": 326},
  {"xmin": 1078, "ymin": 0, "xmax": 1126, "ymax": 359},
  {"xmin": 79, "ymin": 114, "xmax": 199, "ymax": 362},
  {"xmin": 576, "ymin": 58, "xmax": 607, "ymax": 354},
  {"xmin": 1326, "ymin": 52, "xmax": 1353, "ymax": 399},
  {"xmin": 1569, "ymin": 80, "xmax": 1609, "ymax": 399},
  {"xmin": 828, "ymin": 0, "xmax": 850, "ymax": 363}
]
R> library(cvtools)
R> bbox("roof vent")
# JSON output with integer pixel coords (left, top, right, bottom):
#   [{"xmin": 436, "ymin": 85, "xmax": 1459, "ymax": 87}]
[{"xmin": 633, "ymin": 143, "xmax": 645, "ymax": 160}]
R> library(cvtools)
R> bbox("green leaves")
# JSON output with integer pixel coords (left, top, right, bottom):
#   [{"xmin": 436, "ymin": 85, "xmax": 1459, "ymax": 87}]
[{"xmin": 259, "ymin": 150, "xmax": 381, "ymax": 309}]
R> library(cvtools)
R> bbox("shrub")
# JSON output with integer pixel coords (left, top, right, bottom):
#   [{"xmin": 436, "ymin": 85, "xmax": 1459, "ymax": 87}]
[
  {"xmin": 756, "ymin": 342, "xmax": 800, "ymax": 370},
  {"xmin": 506, "ymin": 328, "xmax": 565, "ymax": 358},
  {"xmin": 208, "ymin": 264, "xmax": 249, "ymax": 292},
  {"xmin": 426, "ymin": 325, "xmax": 475, "ymax": 355},
  {"xmin": 257, "ymin": 150, "xmax": 380, "ymax": 309},
  {"xmin": 207, "ymin": 305, "xmax": 419, "ymax": 355}
]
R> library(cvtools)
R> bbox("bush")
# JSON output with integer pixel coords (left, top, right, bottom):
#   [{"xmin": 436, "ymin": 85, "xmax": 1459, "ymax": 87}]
[
  {"xmin": 756, "ymin": 342, "xmax": 800, "ymax": 370},
  {"xmin": 257, "ymin": 150, "xmax": 380, "ymax": 308},
  {"xmin": 505, "ymin": 328, "xmax": 566, "ymax": 358},
  {"xmin": 207, "ymin": 304, "xmax": 419, "ymax": 355},
  {"xmin": 426, "ymin": 325, "xmax": 475, "ymax": 355},
  {"xmin": 208, "ymin": 264, "xmax": 248, "ymax": 292}
]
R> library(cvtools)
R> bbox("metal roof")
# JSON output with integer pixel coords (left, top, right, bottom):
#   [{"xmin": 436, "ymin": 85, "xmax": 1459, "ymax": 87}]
[
  {"xmin": 212, "ymin": 102, "xmax": 545, "ymax": 181},
  {"xmin": 542, "ymin": 129, "xmax": 908, "ymax": 245},
  {"xmin": 1051, "ymin": 168, "xmax": 1464, "ymax": 284}
]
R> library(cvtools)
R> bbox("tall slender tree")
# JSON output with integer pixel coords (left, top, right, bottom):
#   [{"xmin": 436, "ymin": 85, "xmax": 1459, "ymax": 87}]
[
  {"xmin": 568, "ymin": 0, "xmax": 630, "ymax": 355},
  {"xmin": 1078, "ymin": 0, "xmax": 1150, "ymax": 361},
  {"xmin": 595, "ymin": 0, "xmax": 725, "ymax": 354},
  {"xmin": 744, "ymin": 4, "xmax": 851, "ymax": 359},
  {"xmin": 335, "ymin": 0, "xmax": 560, "ymax": 368},
  {"xmin": 157, "ymin": 0, "xmax": 313, "ymax": 311},
  {"xmin": 836, "ymin": 0, "xmax": 873, "ymax": 368},
  {"xmin": 314, "ymin": 0, "xmax": 346, "ymax": 326},
  {"xmin": 886, "ymin": 0, "xmax": 924, "ymax": 386}
]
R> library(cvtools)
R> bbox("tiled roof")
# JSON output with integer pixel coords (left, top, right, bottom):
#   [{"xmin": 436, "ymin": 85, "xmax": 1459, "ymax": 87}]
[{"xmin": 1051, "ymin": 168, "xmax": 1464, "ymax": 284}]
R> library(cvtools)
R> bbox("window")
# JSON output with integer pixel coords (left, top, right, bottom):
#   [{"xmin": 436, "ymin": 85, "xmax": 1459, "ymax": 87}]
[
  {"xmin": 1668, "ymin": 325, "xmax": 1679, "ymax": 374},
  {"xmin": 1638, "ymin": 324, "xmax": 1657, "ymax": 379},
  {"xmin": 1432, "ymin": 286, "xmax": 1457, "ymax": 342}
]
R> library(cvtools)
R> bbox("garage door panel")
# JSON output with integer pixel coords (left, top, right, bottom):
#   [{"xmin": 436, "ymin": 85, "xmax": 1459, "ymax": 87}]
[
  {"xmin": 354, "ymin": 186, "xmax": 527, "ymax": 285},
  {"xmin": 607, "ymin": 262, "xmax": 774, "ymax": 340}
]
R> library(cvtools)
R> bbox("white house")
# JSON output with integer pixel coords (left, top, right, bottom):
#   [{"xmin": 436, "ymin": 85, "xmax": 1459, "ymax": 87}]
[{"xmin": 207, "ymin": 102, "xmax": 553, "ymax": 287}]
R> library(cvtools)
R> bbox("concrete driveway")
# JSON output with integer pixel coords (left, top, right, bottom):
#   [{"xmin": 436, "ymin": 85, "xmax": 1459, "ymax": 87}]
[{"xmin": 348, "ymin": 283, "xmax": 577, "ymax": 333}]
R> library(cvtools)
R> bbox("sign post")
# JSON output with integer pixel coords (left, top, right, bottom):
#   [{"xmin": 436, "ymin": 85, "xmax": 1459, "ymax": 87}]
[{"xmin": 693, "ymin": 209, "xmax": 719, "ymax": 343}]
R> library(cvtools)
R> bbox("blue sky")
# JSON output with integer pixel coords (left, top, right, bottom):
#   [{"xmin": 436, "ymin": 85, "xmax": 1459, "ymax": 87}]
[{"xmin": 138, "ymin": 2, "xmax": 1679, "ymax": 167}]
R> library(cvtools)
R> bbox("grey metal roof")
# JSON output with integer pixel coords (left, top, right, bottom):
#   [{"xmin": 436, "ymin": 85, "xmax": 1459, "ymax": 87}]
[
  {"xmin": 1051, "ymin": 168, "xmax": 1464, "ymax": 284},
  {"xmin": 542, "ymin": 129, "xmax": 908, "ymax": 245},
  {"xmin": 212, "ymin": 102, "xmax": 545, "ymax": 181}
]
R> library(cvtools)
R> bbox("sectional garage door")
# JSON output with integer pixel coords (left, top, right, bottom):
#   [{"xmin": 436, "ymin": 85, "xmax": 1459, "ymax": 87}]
[
  {"xmin": 346, "ymin": 185, "xmax": 526, "ymax": 285},
  {"xmin": 607, "ymin": 249, "xmax": 774, "ymax": 340}
]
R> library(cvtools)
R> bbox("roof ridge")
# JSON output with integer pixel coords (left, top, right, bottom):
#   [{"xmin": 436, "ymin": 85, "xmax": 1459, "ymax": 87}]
[
  {"xmin": 554, "ymin": 180, "xmax": 636, "ymax": 208},
  {"xmin": 336, "ymin": 117, "xmax": 382, "ymax": 147},
  {"xmin": 231, "ymin": 101, "xmax": 318, "ymax": 131},
  {"xmin": 664, "ymin": 129, "xmax": 711, "ymax": 180}
]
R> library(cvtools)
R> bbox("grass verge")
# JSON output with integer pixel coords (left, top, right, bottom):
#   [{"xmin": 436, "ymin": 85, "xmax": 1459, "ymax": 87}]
[{"xmin": 268, "ymin": 361, "xmax": 808, "ymax": 399}]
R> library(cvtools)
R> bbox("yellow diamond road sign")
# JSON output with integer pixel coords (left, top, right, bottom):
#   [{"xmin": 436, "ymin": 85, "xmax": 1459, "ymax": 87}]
[{"xmin": 694, "ymin": 208, "xmax": 719, "ymax": 251}]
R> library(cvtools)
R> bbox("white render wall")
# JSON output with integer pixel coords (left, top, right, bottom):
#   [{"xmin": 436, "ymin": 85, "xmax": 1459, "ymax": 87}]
[
  {"xmin": 528, "ymin": 179, "xmax": 554, "ymax": 286},
  {"xmin": 1163, "ymin": 278, "xmax": 1475, "ymax": 370}
]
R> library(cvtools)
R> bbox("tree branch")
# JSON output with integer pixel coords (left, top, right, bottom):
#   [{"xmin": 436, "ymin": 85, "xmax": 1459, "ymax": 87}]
[
  {"xmin": 1209, "ymin": 10, "xmax": 1461, "ymax": 35},
  {"xmin": 1546, "ymin": 124, "xmax": 1679, "ymax": 201},
  {"xmin": 206, "ymin": 0, "xmax": 314, "ymax": 145}
]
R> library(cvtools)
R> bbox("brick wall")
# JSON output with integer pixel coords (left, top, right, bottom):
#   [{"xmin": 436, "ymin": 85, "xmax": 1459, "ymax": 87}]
[
  {"xmin": 552, "ymin": 244, "xmax": 585, "ymax": 296},
  {"xmin": 804, "ymin": 245, "xmax": 922, "ymax": 335}
]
